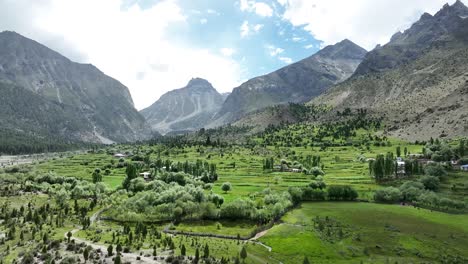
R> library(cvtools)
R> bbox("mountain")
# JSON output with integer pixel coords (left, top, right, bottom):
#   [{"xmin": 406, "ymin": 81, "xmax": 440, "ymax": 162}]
[
  {"xmin": 0, "ymin": 31, "xmax": 151, "ymax": 144},
  {"xmin": 210, "ymin": 39, "xmax": 367, "ymax": 126},
  {"xmin": 315, "ymin": 1, "xmax": 468, "ymax": 140},
  {"xmin": 141, "ymin": 78, "xmax": 224, "ymax": 134}
]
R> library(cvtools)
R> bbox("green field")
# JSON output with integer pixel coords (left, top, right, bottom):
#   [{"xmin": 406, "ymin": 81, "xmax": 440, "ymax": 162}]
[{"xmin": 259, "ymin": 202, "xmax": 468, "ymax": 263}]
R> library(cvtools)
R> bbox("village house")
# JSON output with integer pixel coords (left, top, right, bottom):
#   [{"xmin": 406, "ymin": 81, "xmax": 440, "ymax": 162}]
[
  {"xmin": 461, "ymin": 165, "xmax": 468, "ymax": 172},
  {"xmin": 113, "ymin": 153, "xmax": 126, "ymax": 158},
  {"xmin": 139, "ymin": 172, "xmax": 151, "ymax": 181},
  {"xmin": 396, "ymin": 160, "xmax": 406, "ymax": 176},
  {"xmin": 291, "ymin": 168, "xmax": 301, "ymax": 173}
]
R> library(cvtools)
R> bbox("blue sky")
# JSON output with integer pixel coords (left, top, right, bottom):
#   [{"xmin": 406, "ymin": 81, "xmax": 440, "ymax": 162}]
[
  {"xmin": 161, "ymin": 0, "xmax": 321, "ymax": 79},
  {"xmin": 0, "ymin": 0, "xmax": 463, "ymax": 109}
]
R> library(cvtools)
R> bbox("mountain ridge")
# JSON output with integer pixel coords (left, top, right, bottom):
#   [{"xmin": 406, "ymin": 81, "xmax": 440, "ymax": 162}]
[
  {"xmin": 141, "ymin": 78, "xmax": 224, "ymax": 135},
  {"xmin": 314, "ymin": 0, "xmax": 468, "ymax": 140},
  {"xmin": 210, "ymin": 39, "xmax": 367, "ymax": 127},
  {"xmin": 0, "ymin": 31, "xmax": 151, "ymax": 144}
]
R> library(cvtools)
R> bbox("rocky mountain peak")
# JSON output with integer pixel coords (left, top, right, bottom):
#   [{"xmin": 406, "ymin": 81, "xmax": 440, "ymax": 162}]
[
  {"xmin": 437, "ymin": 0, "xmax": 468, "ymax": 17},
  {"xmin": 187, "ymin": 77, "xmax": 213, "ymax": 88},
  {"xmin": 141, "ymin": 78, "xmax": 224, "ymax": 134},
  {"xmin": 315, "ymin": 39, "xmax": 367, "ymax": 61},
  {"xmin": 184, "ymin": 78, "xmax": 216, "ymax": 94}
]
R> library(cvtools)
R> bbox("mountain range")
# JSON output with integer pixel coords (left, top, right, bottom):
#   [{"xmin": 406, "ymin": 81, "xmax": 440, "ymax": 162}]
[
  {"xmin": 1, "ymin": 0, "xmax": 467, "ymax": 149},
  {"xmin": 210, "ymin": 39, "xmax": 367, "ymax": 127},
  {"xmin": 315, "ymin": 0, "xmax": 468, "ymax": 140},
  {"xmin": 141, "ymin": 78, "xmax": 225, "ymax": 135},
  {"xmin": 0, "ymin": 31, "xmax": 151, "ymax": 145}
]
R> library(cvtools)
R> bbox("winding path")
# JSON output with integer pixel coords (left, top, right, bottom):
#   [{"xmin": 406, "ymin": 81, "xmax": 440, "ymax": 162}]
[{"xmin": 66, "ymin": 208, "xmax": 164, "ymax": 263}]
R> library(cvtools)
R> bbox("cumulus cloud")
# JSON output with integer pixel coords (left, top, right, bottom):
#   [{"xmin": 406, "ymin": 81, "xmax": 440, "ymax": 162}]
[
  {"xmin": 266, "ymin": 45, "xmax": 284, "ymax": 56},
  {"xmin": 278, "ymin": 0, "xmax": 463, "ymax": 50},
  {"xmin": 266, "ymin": 44, "xmax": 291, "ymax": 64},
  {"xmin": 0, "ymin": 0, "xmax": 242, "ymax": 109},
  {"xmin": 220, "ymin": 48, "xmax": 236, "ymax": 57},
  {"xmin": 279, "ymin": 57, "xmax": 293, "ymax": 64},
  {"xmin": 240, "ymin": 0, "xmax": 274, "ymax": 17},
  {"xmin": 240, "ymin": 21, "xmax": 264, "ymax": 37}
]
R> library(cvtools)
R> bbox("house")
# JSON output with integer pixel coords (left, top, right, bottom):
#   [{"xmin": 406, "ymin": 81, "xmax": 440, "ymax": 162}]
[
  {"xmin": 114, "ymin": 153, "xmax": 126, "ymax": 158},
  {"xmin": 397, "ymin": 161, "xmax": 406, "ymax": 176},
  {"xmin": 291, "ymin": 168, "xmax": 301, "ymax": 173},
  {"xmin": 461, "ymin": 165, "xmax": 468, "ymax": 172},
  {"xmin": 139, "ymin": 172, "xmax": 151, "ymax": 181}
]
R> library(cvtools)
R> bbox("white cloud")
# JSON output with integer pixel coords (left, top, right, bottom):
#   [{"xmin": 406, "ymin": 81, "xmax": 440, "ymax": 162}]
[
  {"xmin": 240, "ymin": 21, "xmax": 250, "ymax": 37},
  {"xmin": 266, "ymin": 45, "xmax": 284, "ymax": 56},
  {"xmin": 278, "ymin": 0, "xmax": 462, "ymax": 50},
  {"xmin": 240, "ymin": 0, "xmax": 274, "ymax": 17},
  {"xmin": 253, "ymin": 24, "xmax": 264, "ymax": 32},
  {"xmin": 304, "ymin": 44, "xmax": 314, "ymax": 49},
  {"xmin": 220, "ymin": 48, "xmax": 236, "ymax": 57},
  {"xmin": 292, "ymin": 37, "xmax": 303, "ymax": 42},
  {"xmin": 200, "ymin": 18, "xmax": 208, "ymax": 24},
  {"xmin": 279, "ymin": 57, "xmax": 293, "ymax": 64},
  {"xmin": 206, "ymin": 9, "xmax": 219, "ymax": 15},
  {"xmin": 240, "ymin": 21, "xmax": 264, "ymax": 37},
  {"xmin": 0, "ymin": 0, "xmax": 242, "ymax": 110}
]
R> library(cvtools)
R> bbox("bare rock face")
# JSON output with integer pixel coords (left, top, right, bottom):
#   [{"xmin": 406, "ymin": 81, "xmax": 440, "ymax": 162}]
[
  {"xmin": 211, "ymin": 39, "xmax": 367, "ymax": 126},
  {"xmin": 140, "ymin": 78, "xmax": 224, "ymax": 135},
  {"xmin": 316, "ymin": 1, "xmax": 468, "ymax": 140},
  {"xmin": 0, "ymin": 31, "xmax": 151, "ymax": 143}
]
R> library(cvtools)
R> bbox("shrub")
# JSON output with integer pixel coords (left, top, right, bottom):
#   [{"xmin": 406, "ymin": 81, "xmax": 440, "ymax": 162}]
[
  {"xmin": 327, "ymin": 185, "xmax": 358, "ymax": 201},
  {"xmin": 374, "ymin": 187, "xmax": 402, "ymax": 203},
  {"xmin": 424, "ymin": 163, "xmax": 447, "ymax": 178},
  {"xmin": 419, "ymin": 176, "xmax": 440, "ymax": 191}
]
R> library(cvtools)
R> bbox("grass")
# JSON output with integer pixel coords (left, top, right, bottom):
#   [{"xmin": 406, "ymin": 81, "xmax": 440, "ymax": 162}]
[
  {"xmin": 173, "ymin": 220, "xmax": 258, "ymax": 237},
  {"xmin": 258, "ymin": 202, "xmax": 468, "ymax": 263}
]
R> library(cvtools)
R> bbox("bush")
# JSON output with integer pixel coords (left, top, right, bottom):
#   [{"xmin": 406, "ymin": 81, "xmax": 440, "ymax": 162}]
[
  {"xmin": 327, "ymin": 185, "xmax": 358, "ymax": 201},
  {"xmin": 220, "ymin": 199, "xmax": 255, "ymax": 220},
  {"xmin": 374, "ymin": 187, "xmax": 402, "ymax": 203},
  {"xmin": 424, "ymin": 163, "xmax": 447, "ymax": 178},
  {"xmin": 399, "ymin": 181, "xmax": 424, "ymax": 201},
  {"xmin": 419, "ymin": 176, "xmax": 440, "ymax": 191},
  {"xmin": 302, "ymin": 188, "xmax": 326, "ymax": 201}
]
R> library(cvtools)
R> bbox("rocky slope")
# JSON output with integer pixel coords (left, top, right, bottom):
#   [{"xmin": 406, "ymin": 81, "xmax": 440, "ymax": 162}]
[
  {"xmin": 141, "ymin": 78, "xmax": 224, "ymax": 134},
  {"xmin": 211, "ymin": 39, "xmax": 367, "ymax": 126},
  {"xmin": 315, "ymin": 1, "xmax": 468, "ymax": 140},
  {"xmin": 0, "ymin": 31, "xmax": 150, "ymax": 143}
]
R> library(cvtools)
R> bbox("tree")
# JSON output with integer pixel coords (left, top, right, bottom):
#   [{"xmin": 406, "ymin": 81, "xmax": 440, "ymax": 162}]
[
  {"xmin": 122, "ymin": 163, "xmax": 137, "ymax": 190},
  {"xmin": 66, "ymin": 231, "xmax": 72, "ymax": 243},
  {"xmin": 424, "ymin": 163, "xmax": 447, "ymax": 178},
  {"xmin": 107, "ymin": 244, "xmax": 114, "ymax": 256},
  {"xmin": 459, "ymin": 139, "xmax": 465, "ymax": 157},
  {"xmin": 114, "ymin": 255, "xmax": 121, "ymax": 264},
  {"xmin": 396, "ymin": 146, "xmax": 401, "ymax": 157},
  {"xmin": 194, "ymin": 247, "xmax": 200, "ymax": 263},
  {"xmin": 221, "ymin": 182, "xmax": 232, "ymax": 193},
  {"xmin": 116, "ymin": 244, "xmax": 122, "ymax": 253},
  {"xmin": 180, "ymin": 244, "xmax": 186, "ymax": 256},
  {"xmin": 404, "ymin": 147, "xmax": 408, "ymax": 157},
  {"xmin": 92, "ymin": 168, "xmax": 102, "ymax": 183},
  {"xmin": 303, "ymin": 256, "xmax": 310, "ymax": 264},
  {"xmin": 420, "ymin": 176, "xmax": 440, "ymax": 191},
  {"xmin": 240, "ymin": 246, "xmax": 247, "ymax": 263},
  {"xmin": 203, "ymin": 243, "xmax": 210, "ymax": 258},
  {"xmin": 374, "ymin": 187, "xmax": 402, "ymax": 203},
  {"xmin": 83, "ymin": 246, "xmax": 90, "ymax": 262}
]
